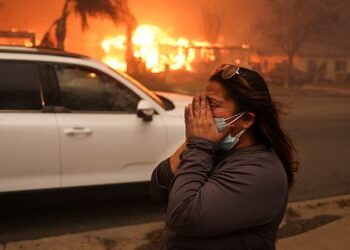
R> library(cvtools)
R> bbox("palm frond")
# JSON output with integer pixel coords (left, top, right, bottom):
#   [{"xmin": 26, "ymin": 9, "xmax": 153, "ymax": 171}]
[{"xmin": 73, "ymin": 0, "xmax": 130, "ymax": 30}]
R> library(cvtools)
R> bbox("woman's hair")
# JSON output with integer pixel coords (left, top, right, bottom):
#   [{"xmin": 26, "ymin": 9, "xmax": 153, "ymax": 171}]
[{"xmin": 209, "ymin": 66, "xmax": 298, "ymax": 188}]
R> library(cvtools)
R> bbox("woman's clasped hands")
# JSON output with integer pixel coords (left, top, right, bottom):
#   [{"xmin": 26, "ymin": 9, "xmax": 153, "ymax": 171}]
[{"xmin": 185, "ymin": 93, "xmax": 230, "ymax": 144}]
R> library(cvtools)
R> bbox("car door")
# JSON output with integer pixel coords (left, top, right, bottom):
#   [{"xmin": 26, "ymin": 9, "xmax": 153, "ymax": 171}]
[
  {"xmin": 53, "ymin": 63, "xmax": 167, "ymax": 187},
  {"xmin": 0, "ymin": 60, "xmax": 60, "ymax": 192}
]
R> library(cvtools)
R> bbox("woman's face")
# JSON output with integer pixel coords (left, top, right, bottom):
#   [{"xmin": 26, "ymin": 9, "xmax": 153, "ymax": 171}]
[
  {"xmin": 205, "ymin": 80, "xmax": 238, "ymax": 119},
  {"xmin": 205, "ymin": 80, "xmax": 256, "ymax": 140}
]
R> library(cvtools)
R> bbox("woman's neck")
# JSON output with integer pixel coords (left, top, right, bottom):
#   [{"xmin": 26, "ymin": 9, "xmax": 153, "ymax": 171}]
[{"xmin": 235, "ymin": 130, "xmax": 259, "ymax": 149}]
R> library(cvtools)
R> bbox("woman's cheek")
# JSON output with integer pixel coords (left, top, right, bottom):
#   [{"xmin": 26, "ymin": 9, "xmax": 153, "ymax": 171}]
[
  {"xmin": 209, "ymin": 107, "xmax": 218, "ymax": 117},
  {"xmin": 212, "ymin": 109, "xmax": 225, "ymax": 118},
  {"xmin": 213, "ymin": 111, "xmax": 225, "ymax": 118}
]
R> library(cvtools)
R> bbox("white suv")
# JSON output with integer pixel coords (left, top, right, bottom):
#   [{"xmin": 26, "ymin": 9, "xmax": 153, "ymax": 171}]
[{"xmin": 0, "ymin": 46, "xmax": 190, "ymax": 193}]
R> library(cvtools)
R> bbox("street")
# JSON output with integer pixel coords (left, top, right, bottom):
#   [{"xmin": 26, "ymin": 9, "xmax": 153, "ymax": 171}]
[
  {"xmin": 0, "ymin": 89, "xmax": 349, "ymax": 243},
  {"xmin": 283, "ymin": 90, "xmax": 350, "ymax": 201}
]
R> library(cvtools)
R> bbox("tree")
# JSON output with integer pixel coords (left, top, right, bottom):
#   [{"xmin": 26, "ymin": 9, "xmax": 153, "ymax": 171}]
[
  {"xmin": 323, "ymin": 1, "xmax": 350, "ymax": 51},
  {"xmin": 201, "ymin": 1, "xmax": 224, "ymax": 44},
  {"xmin": 41, "ymin": 0, "xmax": 133, "ymax": 50},
  {"xmin": 256, "ymin": 0, "xmax": 341, "ymax": 87},
  {"xmin": 200, "ymin": 0, "xmax": 226, "ymax": 63},
  {"xmin": 41, "ymin": 0, "xmax": 136, "ymax": 72}
]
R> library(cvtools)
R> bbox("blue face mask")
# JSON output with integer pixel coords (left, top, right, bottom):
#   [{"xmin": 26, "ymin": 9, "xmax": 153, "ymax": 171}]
[{"xmin": 214, "ymin": 112, "xmax": 247, "ymax": 151}]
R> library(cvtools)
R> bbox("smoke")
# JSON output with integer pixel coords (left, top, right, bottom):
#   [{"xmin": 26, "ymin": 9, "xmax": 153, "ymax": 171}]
[{"xmin": 0, "ymin": 0, "xmax": 263, "ymax": 56}]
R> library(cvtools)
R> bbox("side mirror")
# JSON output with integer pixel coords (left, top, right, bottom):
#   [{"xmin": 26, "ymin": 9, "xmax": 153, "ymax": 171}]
[{"xmin": 137, "ymin": 100, "xmax": 155, "ymax": 122}]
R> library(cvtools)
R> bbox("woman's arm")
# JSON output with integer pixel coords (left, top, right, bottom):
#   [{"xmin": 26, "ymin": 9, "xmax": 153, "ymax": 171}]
[
  {"xmin": 150, "ymin": 142, "xmax": 186, "ymax": 209},
  {"xmin": 169, "ymin": 142, "xmax": 186, "ymax": 174}
]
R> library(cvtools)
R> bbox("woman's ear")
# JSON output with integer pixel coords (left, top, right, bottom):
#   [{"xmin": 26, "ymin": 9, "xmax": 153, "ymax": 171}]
[{"xmin": 241, "ymin": 112, "xmax": 255, "ymax": 129}]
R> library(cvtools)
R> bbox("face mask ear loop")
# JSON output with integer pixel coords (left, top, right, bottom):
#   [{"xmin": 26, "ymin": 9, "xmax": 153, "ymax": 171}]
[
  {"xmin": 223, "ymin": 112, "xmax": 245, "ymax": 122},
  {"xmin": 224, "ymin": 112, "xmax": 245, "ymax": 127},
  {"xmin": 235, "ymin": 128, "xmax": 247, "ymax": 139}
]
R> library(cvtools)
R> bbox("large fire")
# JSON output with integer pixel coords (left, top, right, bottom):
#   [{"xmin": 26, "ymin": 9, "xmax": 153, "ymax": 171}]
[{"xmin": 101, "ymin": 24, "xmax": 220, "ymax": 73}]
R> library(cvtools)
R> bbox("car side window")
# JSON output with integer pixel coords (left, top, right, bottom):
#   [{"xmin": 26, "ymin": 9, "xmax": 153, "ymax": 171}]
[
  {"xmin": 0, "ymin": 61, "xmax": 42, "ymax": 111},
  {"xmin": 55, "ymin": 64, "xmax": 141, "ymax": 113}
]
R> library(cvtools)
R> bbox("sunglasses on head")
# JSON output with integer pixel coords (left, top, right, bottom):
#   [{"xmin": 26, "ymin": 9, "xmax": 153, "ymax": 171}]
[{"xmin": 212, "ymin": 64, "xmax": 254, "ymax": 91}]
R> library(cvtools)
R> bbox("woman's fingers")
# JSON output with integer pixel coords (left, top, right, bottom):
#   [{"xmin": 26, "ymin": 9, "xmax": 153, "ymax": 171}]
[
  {"xmin": 206, "ymin": 99, "xmax": 214, "ymax": 122},
  {"xmin": 193, "ymin": 95, "xmax": 200, "ymax": 119},
  {"xmin": 200, "ymin": 92, "xmax": 207, "ymax": 119},
  {"xmin": 188, "ymin": 103, "xmax": 194, "ymax": 120}
]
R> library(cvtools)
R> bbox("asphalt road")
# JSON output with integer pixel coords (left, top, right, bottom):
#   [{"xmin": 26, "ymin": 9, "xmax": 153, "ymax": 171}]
[
  {"xmin": 0, "ymin": 89, "xmax": 349, "ymax": 243},
  {"xmin": 0, "ymin": 183, "xmax": 162, "ymax": 243},
  {"xmin": 281, "ymin": 90, "xmax": 350, "ymax": 201}
]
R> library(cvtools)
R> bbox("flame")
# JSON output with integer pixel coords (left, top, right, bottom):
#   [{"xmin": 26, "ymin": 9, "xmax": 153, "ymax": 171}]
[
  {"xmin": 101, "ymin": 24, "xmax": 219, "ymax": 73},
  {"xmin": 24, "ymin": 40, "xmax": 34, "ymax": 47}
]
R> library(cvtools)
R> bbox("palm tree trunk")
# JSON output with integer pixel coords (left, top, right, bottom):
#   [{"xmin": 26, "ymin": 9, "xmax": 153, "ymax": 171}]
[
  {"xmin": 125, "ymin": 23, "xmax": 136, "ymax": 74},
  {"xmin": 56, "ymin": 0, "xmax": 71, "ymax": 50},
  {"xmin": 40, "ymin": 20, "xmax": 57, "ymax": 48},
  {"xmin": 284, "ymin": 54, "xmax": 294, "ymax": 88}
]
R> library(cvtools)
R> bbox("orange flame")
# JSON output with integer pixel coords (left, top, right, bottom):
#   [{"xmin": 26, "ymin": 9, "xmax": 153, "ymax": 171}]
[{"xmin": 101, "ymin": 24, "xmax": 219, "ymax": 73}]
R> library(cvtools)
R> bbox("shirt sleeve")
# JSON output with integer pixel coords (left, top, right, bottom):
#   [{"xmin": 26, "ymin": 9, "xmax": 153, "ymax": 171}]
[
  {"xmin": 150, "ymin": 157, "xmax": 175, "ymax": 209},
  {"xmin": 165, "ymin": 136, "xmax": 288, "ymax": 237}
]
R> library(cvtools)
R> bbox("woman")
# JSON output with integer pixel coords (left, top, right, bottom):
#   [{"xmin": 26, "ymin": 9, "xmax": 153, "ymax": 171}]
[{"xmin": 150, "ymin": 64, "xmax": 298, "ymax": 250}]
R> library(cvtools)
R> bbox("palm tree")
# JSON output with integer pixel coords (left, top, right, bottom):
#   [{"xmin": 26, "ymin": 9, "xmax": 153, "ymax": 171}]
[
  {"xmin": 41, "ymin": 0, "xmax": 136, "ymax": 73},
  {"xmin": 42, "ymin": 0, "xmax": 134, "ymax": 50}
]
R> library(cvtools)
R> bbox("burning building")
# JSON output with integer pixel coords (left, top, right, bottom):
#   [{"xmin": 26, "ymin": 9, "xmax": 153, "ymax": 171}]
[
  {"xmin": 100, "ymin": 24, "xmax": 251, "ymax": 75},
  {"xmin": 0, "ymin": 29, "xmax": 36, "ymax": 47}
]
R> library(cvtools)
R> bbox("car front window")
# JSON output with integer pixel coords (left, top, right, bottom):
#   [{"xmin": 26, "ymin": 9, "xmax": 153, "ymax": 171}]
[
  {"xmin": 108, "ymin": 67, "xmax": 167, "ymax": 110},
  {"xmin": 55, "ymin": 64, "xmax": 141, "ymax": 113}
]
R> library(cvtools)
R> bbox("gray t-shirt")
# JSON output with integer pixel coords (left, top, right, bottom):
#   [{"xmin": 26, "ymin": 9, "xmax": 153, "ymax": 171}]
[{"xmin": 150, "ymin": 136, "xmax": 289, "ymax": 250}]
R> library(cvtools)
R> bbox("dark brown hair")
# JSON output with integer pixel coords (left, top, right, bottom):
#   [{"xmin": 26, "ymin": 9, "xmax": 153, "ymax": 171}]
[{"xmin": 210, "ymin": 66, "xmax": 298, "ymax": 188}]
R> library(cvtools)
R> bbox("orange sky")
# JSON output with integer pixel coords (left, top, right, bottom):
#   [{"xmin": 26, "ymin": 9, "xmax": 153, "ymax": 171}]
[{"xmin": 0, "ymin": 0, "xmax": 262, "ymax": 58}]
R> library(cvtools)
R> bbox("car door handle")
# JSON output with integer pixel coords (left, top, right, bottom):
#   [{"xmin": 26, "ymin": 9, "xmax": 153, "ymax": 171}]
[{"xmin": 63, "ymin": 127, "xmax": 93, "ymax": 136}]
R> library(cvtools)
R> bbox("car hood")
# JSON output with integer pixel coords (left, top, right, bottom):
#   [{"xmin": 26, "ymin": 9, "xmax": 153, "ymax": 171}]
[{"xmin": 155, "ymin": 91, "xmax": 192, "ymax": 116}]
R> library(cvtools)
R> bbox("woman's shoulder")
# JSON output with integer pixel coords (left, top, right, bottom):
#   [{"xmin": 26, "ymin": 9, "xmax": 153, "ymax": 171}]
[
  {"xmin": 214, "ymin": 144, "xmax": 289, "ymax": 191},
  {"xmin": 224, "ymin": 143, "xmax": 284, "ymax": 169}
]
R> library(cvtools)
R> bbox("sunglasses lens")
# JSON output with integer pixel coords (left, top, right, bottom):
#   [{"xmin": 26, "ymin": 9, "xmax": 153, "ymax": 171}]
[
  {"xmin": 211, "ymin": 64, "xmax": 254, "ymax": 91},
  {"xmin": 222, "ymin": 65, "xmax": 239, "ymax": 79}
]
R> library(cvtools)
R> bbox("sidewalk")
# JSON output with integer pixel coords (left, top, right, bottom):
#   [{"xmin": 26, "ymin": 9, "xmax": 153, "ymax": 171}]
[
  {"xmin": 1, "ymin": 194, "xmax": 350, "ymax": 250},
  {"xmin": 277, "ymin": 216, "xmax": 350, "ymax": 250},
  {"xmin": 1, "ymin": 222, "xmax": 166, "ymax": 250},
  {"xmin": 301, "ymin": 84, "xmax": 350, "ymax": 96}
]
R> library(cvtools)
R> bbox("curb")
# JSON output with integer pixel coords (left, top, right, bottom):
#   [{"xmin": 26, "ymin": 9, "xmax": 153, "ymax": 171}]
[
  {"xmin": 277, "ymin": 194, "xmax": 350, "ymax": 239},
  {"xmin": 2, "ymin": 222, "xmax": 166, "ymax": 250},
  {"xmin": 301, "ymin": 85, "xmax": 350, "ymax": 95},
  {"xmin": 285, "ymin": 194, "xmax": 350, "ymax": 220}
]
